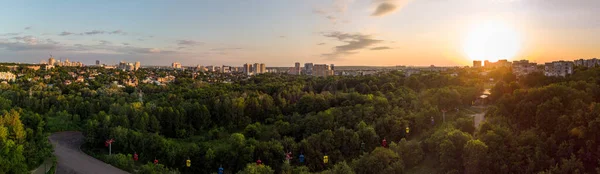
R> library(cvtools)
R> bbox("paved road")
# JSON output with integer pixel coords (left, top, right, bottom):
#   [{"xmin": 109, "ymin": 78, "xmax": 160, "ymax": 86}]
[
  {"xmin": 472, "ymin": 112, "xmax": 485, "ymax": 129},
  {"xmin": 49, "ymin": 132, "xmax": 129, "ymax": 174}
]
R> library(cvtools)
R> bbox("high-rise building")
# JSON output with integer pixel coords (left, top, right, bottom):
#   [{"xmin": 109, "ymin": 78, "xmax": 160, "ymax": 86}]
[
  {"xmin": 134, "ymin": 61, "xmax": 141, "ymax": 70},
  {"xmin": 473, "ymin": 60, "xmax": 482, "ymax": 68},
  {"xmin": 172, "ymin": 62, "xmax": 182, "ymax": 69},
  {"xmin": 96, "ymin": 60, "xmax": 100, "ymax": 65},
  {"xmin": 243, "ymin": 63, "xmax": 252, "ymax": 75},
  {"xmin": 48, "ymin": 57, "xmax": 56, "ymax": 65},
  {"xmin": 313, "ymin": 64, "xmax": 334, "ymax": 77},
  {"xmin": 254, "ymin": 64, "xmax": 259, "ymax": 73},
  {"xmin": 294, "ymin": 62, "xmax": 301, "ymax": 75},
  {"xmin": 304, "ymin": 63, "xmax": 314, "ymax": 75},
  {"xmin": 259, "ymin": 63, "xmax": 266, "ymax": 74}
]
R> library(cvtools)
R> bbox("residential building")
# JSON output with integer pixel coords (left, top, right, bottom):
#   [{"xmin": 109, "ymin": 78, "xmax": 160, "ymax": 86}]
[
  {"xmin": 196, "ymin": 65, "xmax": 206, "ymax": 72},
  {"xmin": 0, "ymin": 72, "xmax": 16, "ymax": 82},
  {"xmin": 544, "ymin": 61, "xmax": 573, "ymax": 77},
  {"xmin": 134, "ymin": 61, "xmax": 141, "ymax": 70},
  {"xmin": 313, "ymin": 64, "xmax": 334, "ymax": 77},
  {"xmin": 512, "ymin": 60, "xmax": 539, "ymax": 76},
  {"xmin": 293, "ymin": 62, "xmax": 301, "ymax": 75},
  {"xmin": 573, "ymin": 58, "xmax": 600, "ymax": 68},
  {"xmin": 221, "ymin": 65, "xmax": 231, "ymax": 73},
  {"xmin": 485, "ymin": 59, "xmax": 511, "ymax": 68},
  {"xmin": 243, "ymin": 63, "xmax": 252, "ymax": 75},
  {"xmin": 259, "ymin": 63, "xmax": 266, "ymax": 74},
  {"xmin": 172, "ymin": 62, "xmax": 182, "ymax": 69},
  {"xmin": 48, "ymin": 57, "xmax": 56, "ymax": 65},
  {"xmin": 473, "ymin": 60, "xmax": 482, "ymax": 68},
  {"xmin": 304, "ymin": 63, "xmax": 314, "ymax": 75}
]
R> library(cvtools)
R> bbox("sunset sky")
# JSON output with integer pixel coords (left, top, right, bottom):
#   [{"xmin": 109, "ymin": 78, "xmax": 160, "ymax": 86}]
[{"xmin": 0, "ymin": 0, "xmax": 599, "ymax": 66}]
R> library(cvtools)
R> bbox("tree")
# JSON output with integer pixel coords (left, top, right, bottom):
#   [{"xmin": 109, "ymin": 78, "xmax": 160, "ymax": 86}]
[
  {"xmin": 237, "ymin": 163, "xmax": 275, "ymax": 174},
  {"xmin": 352, "ymin": 147, "xmax": 404, "ymax": 174},
  {"xmin": 462, "ymin": 140, "xmax": 489, "ymax": 174}
]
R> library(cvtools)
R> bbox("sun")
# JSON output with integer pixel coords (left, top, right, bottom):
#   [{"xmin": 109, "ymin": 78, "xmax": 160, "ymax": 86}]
[{"xmin": 463, "ymin": 21, "xmax": 521, "ymax": 62}]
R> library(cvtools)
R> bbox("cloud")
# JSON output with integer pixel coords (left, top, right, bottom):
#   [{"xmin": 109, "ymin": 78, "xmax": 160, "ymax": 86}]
[
  {"xmin": 70, "ymin": 43, "xmax": 176, "ymax": 55},
  {"xmin": 210, "ymin": 47, "xmax": 242, "ymax": 51},
  {"xmin": 83, "ymin": 30, "xmax": 105, "ymax": 35},
  {"xmin": 59, "ymin": 30, "xmax": 127, "ymax": 36},
  {"xmin": 326, "ymin": 16, "xmax": 337, "ymax": 22},
  {"xmin": 0, "ymin": 42, "xmax": 57, "ymax": 51},
  {"xmin": 321, "ymin": 31, "xmax": 383, "ymax": 58},
  {"xmin": 317, "ymin": 43, "xmax": 326, "ymax": 45},
  {"xmin": 59, "ymin": 32, "xmax": 75, "ymax": 36},
  {"xmin": 1, "ymin": 33, "xmax": 20, "ymax": 36},
  {"xmin": 313, "ymin": 0, "xmax": 354, "ymax": 24},
  {"xmin": 99, "ymin": 40, "xmax": 112, "ymax": 45},
  {"xmin": 24, "ymin": 26, "xmax": 31, "ymax": 30},
  {"xmin": 122, "ymin": 43, "xmax": 130, "ymax": 46},
  {"xmin": 109, "ymin": 30, "xmax": 126, "ymax": 35},
  {"xmin": 279, "ymin": 36, "xmax": 286, "ymax": 38},
  {"xmin": 312, "ymin": 9, "xmax": 327, "ymax": 14},
  {"xmin": 372, "ymin": 2, "xmax": 397, "ymax": 16},
  {"xmin": 0, "ymin": 37, "xmax": 59, "ymax": 51},
  {"xmin": 371, "ymin": 0, "xmax": 411, "ymax": 16},
  {"xmin": 177, "ymin": 40, "xmax": 202, "ymax": 46},
  {"xmin": 12, "ymin": 36, "xmax": 38, "ymax": 45},
  {"xmin": 46, "ymin": 39, "xmax": 60, "ymax": 45},
  {"xmin": 370, "ymin": 46, "xmax": 391, "ymax": 50}
]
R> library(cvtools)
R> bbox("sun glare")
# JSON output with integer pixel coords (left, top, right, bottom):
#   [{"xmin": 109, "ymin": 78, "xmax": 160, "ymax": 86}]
[{"xmin": 463, "ymin": 21, "xmax": 521, "ymax": 62}]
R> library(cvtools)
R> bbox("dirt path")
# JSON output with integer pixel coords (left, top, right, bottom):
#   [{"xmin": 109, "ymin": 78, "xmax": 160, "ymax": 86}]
[{"xmin": 49, "ymin": 132, "xmax": 128, "ymax": 174}]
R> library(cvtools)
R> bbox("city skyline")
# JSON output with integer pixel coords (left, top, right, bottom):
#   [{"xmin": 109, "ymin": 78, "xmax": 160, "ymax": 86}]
[{"xmin": 1, "ymin": 0, "xmax": 599, "ymax": 66}]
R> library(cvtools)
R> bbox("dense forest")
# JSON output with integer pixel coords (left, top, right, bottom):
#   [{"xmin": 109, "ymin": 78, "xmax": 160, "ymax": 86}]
[{"xmin": 1, "ymin": 65, "xmax": 600, "ymax": 173}]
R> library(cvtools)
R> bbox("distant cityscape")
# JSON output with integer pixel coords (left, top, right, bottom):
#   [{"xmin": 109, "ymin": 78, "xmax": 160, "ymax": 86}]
[{"xmin": 0, "ymin": 55, "xmax": 598, "ymax": 84}]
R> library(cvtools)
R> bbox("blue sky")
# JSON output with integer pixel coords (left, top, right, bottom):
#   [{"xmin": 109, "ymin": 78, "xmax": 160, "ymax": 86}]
[{"xmin": 0, "ymin": 0, "xmax": 599, "ymax": 66}]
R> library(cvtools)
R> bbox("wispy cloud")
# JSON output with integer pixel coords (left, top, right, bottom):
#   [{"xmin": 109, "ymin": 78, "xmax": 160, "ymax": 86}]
[
  {"xmin": 58, "ymin": 30, "xmax": 127, "ymax": 36},
  {"xmin": 1, "ymin": 33, "xmax": 20, "ymax": 36},
  {"xmin": 313, "ymin": 0, "xmax": 354, "ymax": 24},
  {"xmin": 370, "ymin": 46, "xmax": 391, "ymax": 50},
  {"xmin": 59, "ymin": 31, "xmax": 75, "ymax": 36},
  {"xmin": 99, "ymin": 40, "xmax": 112, "ymax": 45},
  {"xmin": 0, "ymin": 42, "xmax": 57, "ymax": 51},
  {"xmin": 317, "ymin": 43, "xmax": 326, "ymax": 45},
  {"xmin": 46, "ymin": 39, "xmax": 59, "ymax": 45},
  {"xmin": 321, "ymin": 31, "xmax": 383, "ymax": 58},
  {"xmin": 24, "ymin": 26, "xmax": 32, "ymax": 30},
  {"xmin": 12, "ymin": 36, "xmax": 38, "ymax": 45},
  {"xmin": 83, "ymin": 30, "xmax": 105, "ymax": 35},
  {"xmin": 177, "ymin": 40, "xmax": 202, "ymax": 46},
  {"xmin": 109, "ymin": 30, "xmax": 125, "ymax": 35},
  {"xmin": 70, "ymin": 43, "xmax": 176, "ymax": 54},
  {"xmin": 0, "ymin": 36, "xmax": 60, "ymax": 51},
  {"xmin": 210, "ymin": 47, "xmax": 242, "ymax": 51},
  {"xmin": 122, "ymin": 43, "xmax": 130, "ymax": 46}
]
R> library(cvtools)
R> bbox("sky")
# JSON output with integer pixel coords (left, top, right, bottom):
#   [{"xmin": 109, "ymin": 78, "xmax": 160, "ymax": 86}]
[{"xmin": 0, "ymin": 0, "xmax": 599, "ymax": 66}]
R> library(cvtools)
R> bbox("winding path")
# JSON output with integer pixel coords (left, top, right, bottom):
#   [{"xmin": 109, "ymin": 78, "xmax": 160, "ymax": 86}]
[{"xmin": 49, "ymin": 132, "xmax": 128, "ymax": 174}]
